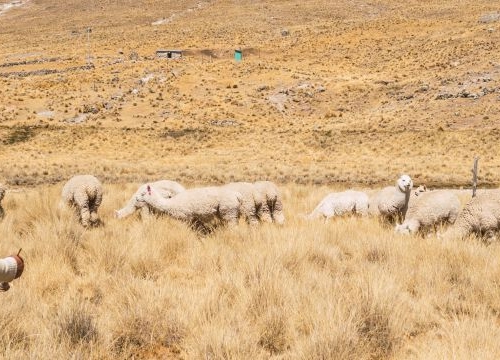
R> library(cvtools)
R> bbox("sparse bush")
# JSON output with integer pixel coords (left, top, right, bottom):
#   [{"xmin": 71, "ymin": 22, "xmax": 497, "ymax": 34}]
[
  {"xmin": 57, "ymin": 306, "xmax": 98, "ymax": 345},
  {"xmin": 3, "ymin": 126, "xmax": 36, "ymax": 145}
]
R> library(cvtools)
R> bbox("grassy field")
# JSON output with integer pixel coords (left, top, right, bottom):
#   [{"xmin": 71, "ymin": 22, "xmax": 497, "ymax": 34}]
[
  {"xmin": 2, "ymin": 184, "xmax": 500, "ymax": 359},
  {"xmin": 1, "ymin": 0, "xmax": 500, "ymax": 358}
]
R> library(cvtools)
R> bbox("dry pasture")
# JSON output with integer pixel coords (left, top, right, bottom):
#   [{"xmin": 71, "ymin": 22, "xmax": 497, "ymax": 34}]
[{"xmin": 1, "ymin": 184, "xmax": 500, "ymax": 359}]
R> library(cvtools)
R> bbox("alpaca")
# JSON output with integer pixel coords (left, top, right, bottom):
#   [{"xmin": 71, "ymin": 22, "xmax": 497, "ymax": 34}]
[
  {"xmin": 115, "ymin": 180, "xmax": 185, "ymax": 219},
  {"xmin": 136, "ymin": 185, "xmax": 242, "ymax": 233},
  {"xmin": 61, "ymin": 175, "xmax": 103, "ymax": 227}
]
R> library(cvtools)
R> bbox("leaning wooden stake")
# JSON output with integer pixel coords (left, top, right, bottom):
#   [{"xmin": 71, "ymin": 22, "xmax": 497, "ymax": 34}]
[{"xmin": 472, "ymin": 157, "xmax": 479, "ymax": 198}]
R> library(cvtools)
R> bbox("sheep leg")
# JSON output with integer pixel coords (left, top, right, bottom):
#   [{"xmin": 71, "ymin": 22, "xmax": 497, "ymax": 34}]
[
  {"xmin": 271, "ymin": 199, "xmax": 285, "ymax": 225},
  {"xmin": 258, "ymin": 202, "xmax": 273, "ymax": 223},
  {"xmin": 483, "ymin": 230, "xmax": 497, "ymax": 245},
  {"xmin": 218, "ymin": 204, "xmax": 240, "ymax": 227},
  {"xmin": 72, "ymin": 192, "xmax": 91, "ymax": 226},
  {"xmin": 356, "ymin": 202, "xmax": 369, "ymax": 217},
  {"xmin": 241, "ymin": 199, "xmax": 259, "ymax": 225},
  {"xmin": 89, "ymin": 194, "xmax": 102, "ymax": 226},
  {"xmin": 79, "ymin": 206, "xmax": 91, "ymax": 227},
  {"xmin": 247, "ymin": 212, "xmax": 260, "ymax": 226}
]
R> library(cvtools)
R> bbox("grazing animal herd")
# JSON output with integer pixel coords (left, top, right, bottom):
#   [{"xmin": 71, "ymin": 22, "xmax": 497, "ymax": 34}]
[
  {"xmin": 59, "ymin": 176, "xmax": 285, "ymax": 234},
  {"xmin": 0, "ymin": 174, "xmax": 499, "ymax": 241}
]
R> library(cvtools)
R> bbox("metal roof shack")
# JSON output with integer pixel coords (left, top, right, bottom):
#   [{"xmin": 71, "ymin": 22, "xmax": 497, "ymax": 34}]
[{"xmin": 156, "ymin": 49, "xmax": 183, "ymax": 59}]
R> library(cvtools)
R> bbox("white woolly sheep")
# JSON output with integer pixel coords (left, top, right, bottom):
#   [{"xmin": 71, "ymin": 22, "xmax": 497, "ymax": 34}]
[
  {"xmin": 307, "ymin": 190, "xmax": 369, "ymax": 220},
  {"xmin": 222, "ymin": 181, "xmax": 285, "ymax": 225},
  {"xmin": 115, "ymin": 180, "xmax": 185, "ymax": 219},
  {"xmin": 136, "ymin": 185, "xmax": 242, "ymax": 233},
  {"xmin": 61, "ymin": 175, "xmax": 103, "ymax": 227},
  {"xmin": 253, "ymin": 180, "xmax": 285, "ymax": 225},
  {"xmin": 441, "ymin": 190, "xmax": 500, "ymax": 242},
  {"xmin": 395, "ymin": 190, "xmax": 461, "ymax": 235},
  {"xmin": 0, "ymin": 183, "xmax": 5, "ymax": 219},
  {"xmin": 368, "ymin": 174, "xmax": 413, "ymax": 222},
  {"xmin": 223, "ymin": 182, "xmax": 261, "ymax": 225}
]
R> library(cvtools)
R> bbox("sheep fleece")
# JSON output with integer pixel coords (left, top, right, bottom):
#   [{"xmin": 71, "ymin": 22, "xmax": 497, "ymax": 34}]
[
  {"xmin": 444, "ymin": 190, "xmax": 500, "ymax": 239},
  {"xmin": 309, "ymin": 190, "xmax": 369, "ymax": 219},
  {"xmin": 399, "ymin": 190, "xmax": 461, "ymax": 233},
  {"xmin": 61, "ymin": 175, "xmax": 103, "ymax": 226}
]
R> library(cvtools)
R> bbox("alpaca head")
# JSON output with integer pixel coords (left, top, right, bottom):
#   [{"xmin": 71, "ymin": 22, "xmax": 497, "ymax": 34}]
[
  {"xmin": 395, "ymin": 219, "xmax": 419, "ymax": 234},
  {"xmin": 413, "ymin": 184, "xmax": 427, "ymax": 197},
  {"xmin": 396, "ymin": 174, "xmax": 413, "ymax": 193},
  {"xmin": 136, "ymin": 185, "xmax": 152, "ymax": 203},
  {"xmin": 395, "ymin": 222, "xmax": 411, "ymax": 235}
]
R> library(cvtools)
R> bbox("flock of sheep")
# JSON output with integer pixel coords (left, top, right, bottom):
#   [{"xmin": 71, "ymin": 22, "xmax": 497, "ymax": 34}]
[
  {"xmin": 1, "ymin": 174, "xmax": 500, "ymax": 240},
  {"xmin": 308, "ymin": 174, "xmax": 500, "ymax": 242},
  {"xmin": 59, "ymin": 175, "xmax": 285, "ymax": 234}
]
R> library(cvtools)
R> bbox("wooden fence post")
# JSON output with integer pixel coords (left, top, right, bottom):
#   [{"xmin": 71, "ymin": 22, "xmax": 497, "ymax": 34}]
[{"xmin": 472, "ymin": 157, "xmax": 479, "ymax": 197}]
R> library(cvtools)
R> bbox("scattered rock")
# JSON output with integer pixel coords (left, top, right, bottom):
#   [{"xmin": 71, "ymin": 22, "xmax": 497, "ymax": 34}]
[
  {"xmin": 268, "ymin": 93, "xmax": 287, "ymax": 112},
  {"xmin": 129, "ymin": 51, "xmax": 139, "ymax": 61},
  {"xmin": 82, "ymin": 104, "xmax": 100, "ymax": 114},
  {"xmin": 396, "ymin": 93, "xmax": 414, "ymax": 101},
  {"xmin": 171, "ymin": 68, "xmax": 182, "ymax": 78},
  {"xmin": 210, "ymin": 119, "xmax": 240, "ymax": 127},
  {"xmin": 152, "ymin": 16, "xmax": 175, "ymax": 26},
  {"xmin": 66, "ymin": 114, "xmax": 88, "ymax": 124},
  {"xmin": 37, "ymin": 110, "xmax": 55, "ymax": 118},
  {"xmin": 111, "ymin": 92, "xmax": 124, "ymax": 100},
  {"xmin": 479, "ymin": 12, "xmax": 500, "ymax": 24},
  {"xmin": 316, "ymin": 85, "xmax": 326, "ymax": 93},
  {"xmin": 435, "ymin": 93, "xmax": 454, "ymax": 100},
  {"xmin": 417, "ymin": 84, "xmax": 429, "ymax": 92},
  {"xmin": 139, "ymin": 74, "xmax": 154, "ymax": 85}
]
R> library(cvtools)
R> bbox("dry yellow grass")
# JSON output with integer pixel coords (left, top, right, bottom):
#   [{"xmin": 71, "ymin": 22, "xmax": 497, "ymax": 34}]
[{"xmin": 1, "ymin": 184, "xmax": 500, "ymax": 359}]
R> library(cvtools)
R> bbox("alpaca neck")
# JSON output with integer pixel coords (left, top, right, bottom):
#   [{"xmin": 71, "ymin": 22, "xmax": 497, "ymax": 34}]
[
  {"xmin": 116, "ymin": 197, "xmax": 140, "ymax": 219},
  {"xmin": 144, "ymin": 194, "xmax": 183, "ymax": 219},
  {"xmin": 401, "ymin": 189, "xmax": 411, "ymax": 219}
]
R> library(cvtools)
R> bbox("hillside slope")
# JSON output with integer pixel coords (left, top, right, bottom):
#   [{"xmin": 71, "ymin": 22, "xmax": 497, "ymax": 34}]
[{"xmin": 1, "ymin": 0, "xmax": 499, "ymax": 187}]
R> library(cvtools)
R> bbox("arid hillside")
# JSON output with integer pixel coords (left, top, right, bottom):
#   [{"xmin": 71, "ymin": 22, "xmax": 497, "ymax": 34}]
[{"xmin": 1, "ymin": 0, "xmax": 500, "ymax": 187}]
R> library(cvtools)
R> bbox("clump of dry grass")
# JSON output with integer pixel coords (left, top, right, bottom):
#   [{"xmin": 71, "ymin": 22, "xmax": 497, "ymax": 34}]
[{"xmin": 0, "ymin": 183, "xmax": 500, "ymax": 358}]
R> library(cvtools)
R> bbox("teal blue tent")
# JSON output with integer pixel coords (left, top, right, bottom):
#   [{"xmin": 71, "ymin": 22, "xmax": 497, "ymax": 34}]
[{"xmin": 234, "ymin": 49, "xmax": 242, "ymax": 61}]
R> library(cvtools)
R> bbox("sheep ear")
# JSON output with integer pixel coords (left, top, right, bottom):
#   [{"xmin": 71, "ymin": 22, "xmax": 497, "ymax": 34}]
[{"xmin": 147, "ymin": 185, "xmax": 151, "ymax": 195}]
